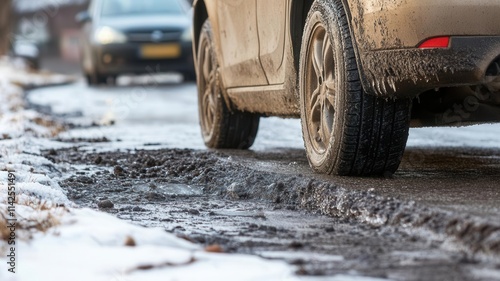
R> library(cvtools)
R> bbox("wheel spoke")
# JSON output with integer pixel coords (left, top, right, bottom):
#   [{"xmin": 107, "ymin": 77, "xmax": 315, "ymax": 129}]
[
  {"xmin": 208, "ymin": 70, "xmax": 215, "ymax": 88},
  {"xmin": 311, "ymin": 111, "xmax": 322, "ymax": 143},
  {"xmin": 202, "ymin": 46, "xmax": 211, "ymax": 82},
  {"xmin": 321, "ymin": 107, "xmax": 332, "ymax": 142},
  {"xmin": 318, "ymin": 116, "xmax": 327, "ymax": 144},
  {"xmin": 208, "ymin": 89, "xmax": 216, "ymax": 111},
  {"xmin": 324, "ymin": 80, "xmax": 336, "ymax": 107},
  {"xmin": 309, "ymin": 87, "xmax": 323, "ymax": 143},
  {"xmin": 203, "ymin": 88, "xmax": 212, "ymax": 125},
  {"xmin": 310, "ymin": 88, "xmax": 322, "ymax": 114},
  {"xmin": 323, "ymin": 36, "xmax": 334, "ymax": 82},
  {"xmin": 312, "ymin": 37, "xmax": 324, "ymax": 79}
]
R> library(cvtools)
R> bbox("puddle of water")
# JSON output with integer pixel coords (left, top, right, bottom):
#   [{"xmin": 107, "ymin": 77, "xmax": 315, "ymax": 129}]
[
  {"xmin": 258, "ymin": 251, "xmax": 344, "ymax": 262},
  {"xmin": 213, "ymin": 210, "xmax": 266, "ymax": 217},
  {"xmin": 389, "ymin": 250, "xmax": 454, "ymax": 265},
  {"xmin": 299, "ymin": 275, "xmax": 391, "ymax": 281},
  {"xmin": 470, "ymin": 268, "xmax": 500, "ymax": 280},
  {"xmin": 133, "ymin": 183, "xmax": 203, "ymax": 196}
]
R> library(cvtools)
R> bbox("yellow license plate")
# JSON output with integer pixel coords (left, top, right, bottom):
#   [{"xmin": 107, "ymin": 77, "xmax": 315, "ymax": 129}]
[{"xmin": 140, "ymin": 44, "xmax": 181, "ymax": 59}]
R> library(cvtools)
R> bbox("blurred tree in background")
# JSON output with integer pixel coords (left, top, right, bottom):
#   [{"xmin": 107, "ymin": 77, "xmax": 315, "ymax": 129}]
[{"xmin": 0, "ymin": 0, "xmax": 12, "ymax": 55}]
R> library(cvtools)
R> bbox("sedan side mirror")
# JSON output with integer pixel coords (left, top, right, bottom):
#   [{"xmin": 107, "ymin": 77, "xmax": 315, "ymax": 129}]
[{"xmin": 76, "ymin": 11, "xmax": 92, "ymax": 24}]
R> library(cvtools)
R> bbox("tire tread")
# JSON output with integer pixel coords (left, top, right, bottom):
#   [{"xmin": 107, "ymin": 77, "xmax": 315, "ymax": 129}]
[
  {"xmin": 301, "ymin": 0, "xmax": 411, "ymax": 176},
  {"xmin": 198, "ymin": 20, "xmax": 260, "ymax": 150}
]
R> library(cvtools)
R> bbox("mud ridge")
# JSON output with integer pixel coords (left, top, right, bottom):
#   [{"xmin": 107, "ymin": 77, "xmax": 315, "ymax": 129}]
[{"xmin": 45, "ymin": 147, "xmax": 500, "ymax": 262}]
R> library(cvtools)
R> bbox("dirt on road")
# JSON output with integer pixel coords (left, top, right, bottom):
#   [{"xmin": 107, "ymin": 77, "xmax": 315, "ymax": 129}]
[
  {"xmin": 42, "ymin": 146, "xmax": 500, "ymax": 280},
  {"xmin": 25, "ymin": 81, "xmax": 500, "ymax": 280}
]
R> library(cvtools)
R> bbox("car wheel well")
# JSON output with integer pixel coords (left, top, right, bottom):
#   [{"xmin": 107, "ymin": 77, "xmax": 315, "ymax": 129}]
[
  {"xmin": 193, "ymin": 0, "xmax": 209, "ymax": 58},
  {"xmin": 290, "ymin": 0, "xmax": 314, "ymax": 71}
]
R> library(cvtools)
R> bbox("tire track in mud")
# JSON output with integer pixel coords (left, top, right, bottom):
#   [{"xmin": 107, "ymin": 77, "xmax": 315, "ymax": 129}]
[{"xmin": 44, "ymin": 147, "xmax": 500, "ymax": 264}]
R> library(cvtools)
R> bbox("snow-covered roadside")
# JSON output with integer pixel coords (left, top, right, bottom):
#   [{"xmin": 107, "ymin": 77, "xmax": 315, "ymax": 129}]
[{"xmin": 0, "ymin": 59, "xmax": 299, "ymax": 281}]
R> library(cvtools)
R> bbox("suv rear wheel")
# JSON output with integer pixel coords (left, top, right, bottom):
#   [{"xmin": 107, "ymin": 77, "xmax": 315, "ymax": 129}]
[
  {"xmin": 197, "ymin": 20, "xmax": 260, "ymax": 149},
  {"xmin": 299, "ymin": 0, "xmax": 411, "ymax": 176}
]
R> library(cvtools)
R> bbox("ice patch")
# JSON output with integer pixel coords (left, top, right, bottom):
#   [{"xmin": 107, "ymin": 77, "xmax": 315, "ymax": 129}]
[
  {"xmin": 134, "ymin": 183, "xmax": 204, "ymax": 196},
  {"xmin": 258, "ymin": 251, "xmax": 344, "ymax": 262}
]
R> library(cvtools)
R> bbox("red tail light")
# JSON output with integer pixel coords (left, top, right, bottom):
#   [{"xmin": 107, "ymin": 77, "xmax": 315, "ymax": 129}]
[{"xmin": 418, "ymin": 37, "xmax": 450, "ymax": 49}]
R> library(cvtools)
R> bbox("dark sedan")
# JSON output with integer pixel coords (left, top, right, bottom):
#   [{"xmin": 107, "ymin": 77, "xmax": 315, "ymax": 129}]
[{"xmin": 77, "ymin": 0, "xmax": 194, "ymax": 85}]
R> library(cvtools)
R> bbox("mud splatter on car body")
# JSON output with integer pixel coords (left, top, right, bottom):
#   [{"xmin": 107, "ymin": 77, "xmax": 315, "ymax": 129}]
[
  {"xmin": 345, "ymin": 0, "xmax": 500, "ymax": 97},
  {"xmin": 190, "ymin": 0, "xmax": 500, "ymax": 177},
  {"xmin": 193, "ymin": 0, "xmax": 500, "ymax": 111}
]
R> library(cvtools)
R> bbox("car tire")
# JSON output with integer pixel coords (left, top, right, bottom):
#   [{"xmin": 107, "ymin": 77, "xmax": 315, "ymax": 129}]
[
  {"xmin": 299, "ymin": 0, "xmax": 411, "ymax": 176},
  {"xmin": 82, "ymin": 49, "xmax": 98, "ymax": 86},
  {"xmin": 84, "ymin": 73, "xmax": 94, "ymax": 85},
  {"xmin": 96, "ymin": 74, "xmax": 108, "ymax": 85},
  {"xmin": 182, "ymin": 71, "xmax": 197, "ymax": 83},
  {"xmin": 108, "ymin": 75, "xmax": 118, "ymax": 86},
  {"xmin": 197, "ymin": 19, "xmax": 260, "ymax": 149},
  {"xmin": 88, "ymin": 73, "xmax": 108, "ymax": 86},
  {"xmin": 84, "ymin": 71, "xmax": 106, "ymax": 86}
]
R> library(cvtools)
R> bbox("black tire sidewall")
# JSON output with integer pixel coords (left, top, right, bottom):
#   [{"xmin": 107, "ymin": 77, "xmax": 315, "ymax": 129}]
[
  {"xmin": 196, "ymin": 19, "xmax": 260, "ymax": 150},
  {"xmin": 196, "ymin": 20, "xmax": 224, "ymax": 147},
  {"xmin": 299, "ymin": 1, "xmax": 350, "ymax": 174}
]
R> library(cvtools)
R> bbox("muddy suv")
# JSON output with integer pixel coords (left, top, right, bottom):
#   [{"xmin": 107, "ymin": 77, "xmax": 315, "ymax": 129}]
[{"xmin": 192, "ymin": 0, "xmax": 500, "ymax": 176}]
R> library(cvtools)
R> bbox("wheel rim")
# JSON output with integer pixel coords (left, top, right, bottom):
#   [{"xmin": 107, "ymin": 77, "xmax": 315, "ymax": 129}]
[
  {"xmin": 199, "ymin": 36, "xmax": 218, "ymax": 140},
  {"xmin": 304, "ymin": 23, "xmax": 336, "ymax": 155}
]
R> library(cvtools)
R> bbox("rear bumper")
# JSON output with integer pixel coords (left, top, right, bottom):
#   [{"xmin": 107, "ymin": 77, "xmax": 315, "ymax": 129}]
[
  {"xmin": 359, "ymin": 36, "xmax": 500, "ymax": 98},
  {"xmin": 93, "ymin": 41, "xmax": 194, "ymax": 75},
  {"xmin": 348, "ymin": 0, "xmax": 500, "ymax": 50}
]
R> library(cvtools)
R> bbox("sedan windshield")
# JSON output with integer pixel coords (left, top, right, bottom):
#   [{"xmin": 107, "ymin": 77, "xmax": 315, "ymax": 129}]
[{"xmin": 101, "ymin": 0, "xmax": 185, "ymax": 17}]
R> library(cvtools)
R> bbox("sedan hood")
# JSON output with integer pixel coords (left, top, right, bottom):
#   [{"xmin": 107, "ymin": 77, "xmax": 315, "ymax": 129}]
[{"xmin": 98, "ymin": 15, "xmax": 190, "ymax": 32}]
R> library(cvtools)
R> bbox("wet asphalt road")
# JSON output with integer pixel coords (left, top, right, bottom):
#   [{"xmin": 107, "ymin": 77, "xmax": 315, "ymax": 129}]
[
  {"xmin": 231, "ymin": 146, "xmax": 500, "ymax": 221},
  {"xmin": 30, "ymin": 78, "xmax": 500, "ymax": 221},
  {"xmin": 28, "ymin": 78, "xmax": 500, "ymax": 280}
]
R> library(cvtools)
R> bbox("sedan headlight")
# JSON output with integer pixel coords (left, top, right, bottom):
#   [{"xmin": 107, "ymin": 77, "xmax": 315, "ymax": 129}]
[
  {"xmin": 181, "ymin": 27, "xmax": 192, "ymax": 42},
  {"xmin": 94, "ymin": 26, "xmax": 127, "ymax": 45}
]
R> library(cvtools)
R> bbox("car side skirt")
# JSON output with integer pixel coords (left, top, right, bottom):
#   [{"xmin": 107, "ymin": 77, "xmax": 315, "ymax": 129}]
[{"xmin": 226, "ymin": 84, "xmax": 300, "ymax": 118}]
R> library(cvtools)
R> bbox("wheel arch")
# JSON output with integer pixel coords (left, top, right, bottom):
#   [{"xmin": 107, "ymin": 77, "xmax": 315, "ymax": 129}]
[
  {"xmin": 192, "ymin": 1, "xmax": 235, "ymax": 112},
  {"xmin": 193, "ymin": 0, "xmax": 209, "ymax": 59},
  {"xmin": 289, "ymin": 0, "xmax": 371, "ymax": 96},
  {"xmin": 289, "ymin": 0, "xmax": 314, "ymax": 72}
]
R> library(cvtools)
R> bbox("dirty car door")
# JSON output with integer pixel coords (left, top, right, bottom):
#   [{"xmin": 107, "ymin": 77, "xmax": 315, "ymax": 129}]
[
  {"xmin": 256, "ymin": 0, "xmax": 287, "ymax": 85},
  {"xmin": 216, "ymin": 0, "xmax": 268, "ymax": 87}
]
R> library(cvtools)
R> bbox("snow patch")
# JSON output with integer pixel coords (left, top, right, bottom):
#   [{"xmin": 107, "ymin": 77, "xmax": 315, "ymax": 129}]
[{"xmin": 0, "ymin": 59, "xmax": 299, "ymax": 281}]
